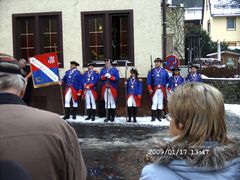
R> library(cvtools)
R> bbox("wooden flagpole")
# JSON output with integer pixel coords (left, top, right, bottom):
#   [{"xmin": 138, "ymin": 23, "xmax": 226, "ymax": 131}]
[
  {"xmin": 54, "ymin": 44, "xmax": 65, "ymax": 115},
  {"xmin": 125, "ymin": 61, "xmax": 128, "ymax": 122}
]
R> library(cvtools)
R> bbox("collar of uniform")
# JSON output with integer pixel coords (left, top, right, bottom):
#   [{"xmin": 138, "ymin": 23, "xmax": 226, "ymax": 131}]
[
  {"xmin": 106, "ymin": 66, "xmax": 113, "ymax": 70},
  {"xmin": 70, "ymin": 68, "xmax": 77, "ymax": 73},
  {"xmin": 0, "ymin": 92, "xmax": 26, "ymax": 105}
]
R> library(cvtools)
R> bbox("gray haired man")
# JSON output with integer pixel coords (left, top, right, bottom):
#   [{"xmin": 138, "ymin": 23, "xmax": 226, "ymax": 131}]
[{"xmin": 0, "ymin": 54, "xmax": 87, "ymax": 180}]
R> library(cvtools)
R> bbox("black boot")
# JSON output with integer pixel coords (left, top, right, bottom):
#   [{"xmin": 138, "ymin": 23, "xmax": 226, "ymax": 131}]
[
  {"xmin": 157, "ymin": 110, "xmax": 162, "ymax": 121},
  {"xmin": 163, "ymin": 110, "xmax": 167, "ymax": 119},
  {"xmin": 110, "ymin": 109, "xmax": 116, "ymax": 122},
  {"xmin": 104, "ymin": 109, "xmax": 111, "ymax": 122},
  {"xmin": 63, "ymin": 108, "xmax": 70, "ymax": 120},
  {"xmin": 127, "ymin": 107, "xmax": 132, "ymax": 122},
  {"xmin": 72, "ymin": 107, "xmax": 78, "ymax": 119},
  {"xmin": 91, "ymin": 109, "xmax": 96, "ymax": 121},
  {"xmin": 133, "ymin": 107, "xmax": 137, "ymax": 123},
  {"xmin": 85, "ymin": 109, "xmax": 91, "ymax": 120},
  {"xmin": 151, "ymin": 110, "xmax": 157, "ymax": 122}
]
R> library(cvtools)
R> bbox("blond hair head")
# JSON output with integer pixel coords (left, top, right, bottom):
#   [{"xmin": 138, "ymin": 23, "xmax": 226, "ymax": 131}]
[{"xmin": 168, "ymin": 82, "xmax": 229, "ymax": 146}]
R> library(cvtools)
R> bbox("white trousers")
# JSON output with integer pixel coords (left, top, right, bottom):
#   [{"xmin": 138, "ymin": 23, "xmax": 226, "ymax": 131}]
[
  {"xmin": 151, "ymin": 89, "xmax": 163, "ymax": 110},
  {"xmin": 85, "ymin": 90, "xmax": 96, "ymax": 109},
  {"xmin": 127, "ymin": 95, "xmax": 136, "ymax": 107},
  {"xmin": 104, "ymin": 88, "xmax": 116, "ymax": 109},
  {"xmin": 65, "ymin": 88, "xmax": 78, "ymax": 108}
]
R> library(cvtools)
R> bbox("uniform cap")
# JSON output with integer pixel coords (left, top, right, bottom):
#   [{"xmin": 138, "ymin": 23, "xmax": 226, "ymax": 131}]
[
  {"xmin": 172, "ymin": 67, "xmax": 181, "ymax": 72},
  {"xmin": 130, "ymin": 68, "xmax": 139, "ymax": 75},
  {"xmin": 154, "ymin": 58, "xmax": 163, "ymax": 62},
  {"xmin": 191, "ymin": 64, "xmax": 199, "ymax": 69},
  {"xmin": 104, "ymin": 58, "xmax": 114, "ymax": 63},
  {"xmin": 87, "ymin": 62, "xmax": 96, "ymax": 67},
  {"xmin": 70, "ymin": 61, "xmax": 79, "ymax": 66}
]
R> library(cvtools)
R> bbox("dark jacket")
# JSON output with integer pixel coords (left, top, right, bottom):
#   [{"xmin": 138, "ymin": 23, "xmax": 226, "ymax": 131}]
[
  {"xmin": 0, "ymin": 93, "xmax": 87, "ymax": 180},
  {"xmin": 140, "ymin": 138, "xmax": 240, "ymax": 180},
  {"xmin": 0, "ymin": 160, "xmax": 32, "ymax": 180}
]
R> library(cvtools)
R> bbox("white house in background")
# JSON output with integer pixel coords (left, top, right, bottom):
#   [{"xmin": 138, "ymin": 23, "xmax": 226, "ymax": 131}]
[
  {"xmin": 184, "ymin": 7, "xmax": 202, "ymax": 35},
  {"xmin": 202, "ymin": 0, "xmax": 240, "ymax": 49},
  {"xmin": 0, "ymin": 0, "xmax": 163, "ymax": 77},
  {"xmin": 185, "ymin": 7, "xmax": 202, "ymax": 22}
]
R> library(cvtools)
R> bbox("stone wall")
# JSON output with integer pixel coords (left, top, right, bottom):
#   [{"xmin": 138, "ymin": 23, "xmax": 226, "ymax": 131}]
[{"xmin": 203, "ymin": 78, "xmax": 240, "ymax": 104}]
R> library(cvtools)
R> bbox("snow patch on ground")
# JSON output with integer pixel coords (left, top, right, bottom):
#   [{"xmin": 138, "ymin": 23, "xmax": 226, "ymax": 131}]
[
  {"xmin": 225, "ymin": 104, "xmax": 240, "ymax": 116},
  {"xmin": 202, "ymin": 76, "xmax": 240, "ymax": 80},
  {"xmin": 66, "ymin": 116, "xmax": 170, "ymax": 127},
  {"xmin": 64, "ymin": 104, "xmax": 239, "ymax": 126}
]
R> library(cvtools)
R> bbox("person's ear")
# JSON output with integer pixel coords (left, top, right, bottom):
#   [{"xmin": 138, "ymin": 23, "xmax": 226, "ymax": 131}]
[{"xmin": 20, "ymin": 82, "xmax": 27, "ymax": 98}]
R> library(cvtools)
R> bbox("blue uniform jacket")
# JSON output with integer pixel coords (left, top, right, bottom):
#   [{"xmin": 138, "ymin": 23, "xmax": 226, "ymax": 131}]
[
  {"xmin": 62, "ymin": 68, "xmax": 83, "ymax": 101},
  {"xmin": 100, "ymin": 66, "xmax": 120, "ymax": 100},
  {"xmin": 167, "ymin": 75, "xmax": 185, "ymax": 91},
  {"xmin": 82, "ymin": 70, "xmax": 100, "ymax": 100},
  {"xmin": 126, "ymin": 77, "xmax": 143, "ymax": 107},
  {"xmin": 147, "ymin": 67, "xmax": 169, "ymax": 96},
  {"xmin": 185, "ymin": 73, "xmax": 202, "ymax": 82}
]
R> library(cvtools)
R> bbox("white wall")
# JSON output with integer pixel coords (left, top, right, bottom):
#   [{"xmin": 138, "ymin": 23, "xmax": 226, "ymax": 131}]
[{"xmin": 0, "ymin": 0, "xmax": 163, "ymax": 77}]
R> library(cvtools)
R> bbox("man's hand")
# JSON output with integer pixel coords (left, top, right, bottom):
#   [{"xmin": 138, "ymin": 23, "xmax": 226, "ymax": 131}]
[
  {"xmin": 149, "ymin": 89, "xmax": 153, "ymax": 94},
  {"xmin": 59, "ymin": 81, "xmax": 62, "ymax": 85}
]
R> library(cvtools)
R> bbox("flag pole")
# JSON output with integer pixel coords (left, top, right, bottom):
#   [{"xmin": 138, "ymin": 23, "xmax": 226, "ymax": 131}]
[
  {"xmin": 59, "ymin": 81, "xmax": 65, "ymax": 115},
  {"xmin": 54, "ymin": 44, "xmax": 65, "ymax": 115},
  {"xmin": 106, "ymin": 78, "xmax": 109, "ymax": 122},
  {"xmin": 125, "ymin": 61, "xmax": 128, "ymax": 122}
]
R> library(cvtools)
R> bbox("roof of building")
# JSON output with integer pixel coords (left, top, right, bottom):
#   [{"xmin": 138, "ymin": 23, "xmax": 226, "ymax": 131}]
[
  {"xmin": 207, "ymin": 51, "xmax": 240, "ymax": 57},
  {"xmin": 209, "ymin": 0, "xmax": 240, "ymax": 16}
]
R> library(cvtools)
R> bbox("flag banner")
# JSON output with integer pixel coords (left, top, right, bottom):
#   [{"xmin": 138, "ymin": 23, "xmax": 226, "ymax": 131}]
[{"xmin": 29, "ymin": 52, "xmax": 60, "ymax": 88}]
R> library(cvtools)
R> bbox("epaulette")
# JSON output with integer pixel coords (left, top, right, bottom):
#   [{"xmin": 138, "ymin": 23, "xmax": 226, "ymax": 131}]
[
  {"xmin": 94, "ymin": 70, "xmax": 99, "ymax": 73},
  {"xmin": 139, "ymin": 78, "xmax": 143, "ymax": 81}
]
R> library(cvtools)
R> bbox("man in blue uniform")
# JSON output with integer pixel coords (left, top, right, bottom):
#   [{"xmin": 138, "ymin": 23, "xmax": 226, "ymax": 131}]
[
  {"xmin": 147, "ymin": 58, "xmax": 169, "ymax": 121},
  {"xmin": 185, "ymin": 65, "xmax": 202, "ymax": 82},
  {"xmin": 126, "ymin": 68, "xmax": 142, "ymax": 122},
  {"xmin": 167, "ymin": 67, "xmax": 185, "ymax": 92},
  {"xmin": 82, "ymin": 63, "xmax": 100, "ymax": 121},
  {"xmin": 100, "ymin": 58, "xmax": 120, "ymax": 122},
  {"xmin": 61, "ymin": 61, "xmax": 83, "ymax": 120}
]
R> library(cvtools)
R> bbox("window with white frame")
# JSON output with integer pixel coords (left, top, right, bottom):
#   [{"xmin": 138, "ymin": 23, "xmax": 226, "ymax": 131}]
[{"xmin": 227, "ymin": 17, "xmax": 236, "ymax": 30}]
